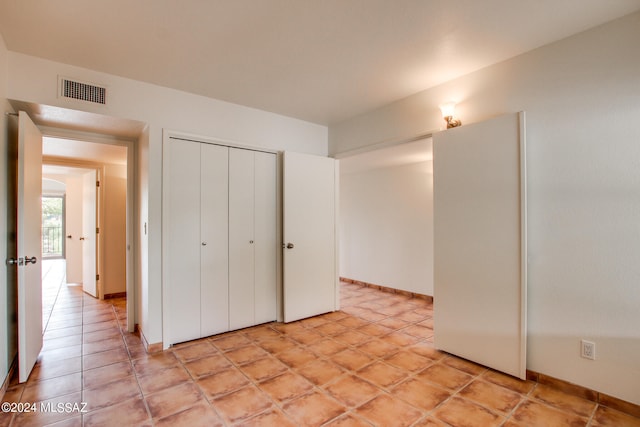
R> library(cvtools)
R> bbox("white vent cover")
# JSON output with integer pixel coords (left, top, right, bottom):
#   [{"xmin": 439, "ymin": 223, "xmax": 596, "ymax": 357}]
[{"xmin": 59, "ymin": 77, "xmax": 106, "ymax": 105}]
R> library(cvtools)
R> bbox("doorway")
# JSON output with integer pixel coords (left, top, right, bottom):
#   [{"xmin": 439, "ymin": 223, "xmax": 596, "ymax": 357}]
[
  {"xmin": 41, "ymin": 136, "xmax": 130, "ymax": 327},
  {"xmin": 337, "ymin": 137, "xmax": 434, "ymax": 297},
  {"xmin": 41, "ymin": 194, "xmax": 65, "ymax": 259},
  {"xmin": 6, "ymin": 104, "xmax": 143, "ymax": 383}
]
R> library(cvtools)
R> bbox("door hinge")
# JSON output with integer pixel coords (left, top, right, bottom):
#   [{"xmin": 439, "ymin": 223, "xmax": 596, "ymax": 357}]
[
  {"xmin": 96, "ymin": 274, "xmax": 100, "ymax": 280},
  {"xmin": 96, "ymin": 227, "xmax": 100, "ymax": 234},
  {"xmin": 96, "ymin": 180, "xmax": 100, "ymax": 187}
]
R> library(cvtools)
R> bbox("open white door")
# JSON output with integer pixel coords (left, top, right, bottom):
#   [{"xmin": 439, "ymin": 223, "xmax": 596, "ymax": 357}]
[
  {"xmin": 283, "ymin": 152, "xmax": 339, "ymax": 322},
  {"xmin": 433, "ymin": 112, "xmax": 527, "ymax": 379},
  {"xmin": 16, "ymin": 111, "xmax": 43, "ymax": 382},
  {"xmin": 81, "ymin": 169, "xmax": 98, "ymax": 297}
]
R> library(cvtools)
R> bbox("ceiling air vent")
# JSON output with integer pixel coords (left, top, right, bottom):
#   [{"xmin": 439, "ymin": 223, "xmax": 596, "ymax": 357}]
[{"xmin": 59, "ymin": 77, "xmax": 107, "ymax": 105}]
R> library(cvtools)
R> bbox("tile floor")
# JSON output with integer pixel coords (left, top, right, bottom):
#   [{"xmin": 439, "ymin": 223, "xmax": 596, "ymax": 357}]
[{"xmin": 1, "ymin": 260, "xmax": 639, "ymax": 426}]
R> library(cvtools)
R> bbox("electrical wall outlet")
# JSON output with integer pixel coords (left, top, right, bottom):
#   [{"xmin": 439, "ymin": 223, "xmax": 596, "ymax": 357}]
[{"xmin": 581, "ymin": 340, "xmax": 596, "ymax": 360}]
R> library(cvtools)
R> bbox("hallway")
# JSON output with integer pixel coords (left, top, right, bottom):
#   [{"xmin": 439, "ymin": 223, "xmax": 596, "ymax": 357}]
[
  {"xmin": 2, "ymin": 260, "xmax": 133, "ymax": 426},
  {"xmin": 0, "ymin": 262, "xmax": 638, "ymax": 426}
]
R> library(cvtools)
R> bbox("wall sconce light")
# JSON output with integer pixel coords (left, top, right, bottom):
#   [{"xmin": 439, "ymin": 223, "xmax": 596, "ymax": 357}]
[{"xmin": 439, "ymin": 102, "xmax": 462, "ymax": 129}]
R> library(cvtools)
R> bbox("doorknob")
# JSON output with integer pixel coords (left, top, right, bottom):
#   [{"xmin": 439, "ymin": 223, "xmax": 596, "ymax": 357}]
[
  {"xmin": 24, "ymin": 256, "xmax": 37, "ymax": 265},
  {"xmin": 6, "ymin": 258, "xmax": 18, "ymax": 266},
  {"xmin": 286, "ymin": 243, "xmax": 294, "ymax": 249},
  {"xmin": 79, "ymin": 237, "xmax": 86, "ymax": 241},
  {"xmin": 67, "ymin": 235, "xmax": 72, "ymax": 239}
]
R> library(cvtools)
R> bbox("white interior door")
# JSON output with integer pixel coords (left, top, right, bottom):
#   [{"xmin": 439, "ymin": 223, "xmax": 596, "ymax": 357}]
[
  {"xmin": 81, "ymin": 169, "xmax": 97, "ymax": 297},
  {"xmin": 433, "ymin": 111, "xmax": 527, "ymax": 379},
  {"xmin": 283, "ymin": 151, "xmax": 338, "ymax": 323},
  {"xmin": 17, "ymin": 111, "xmax": 43, "ymax": 382},
  {"xmin": 64, "ymin": 173, "xmax": 84, "ymax": 283}
]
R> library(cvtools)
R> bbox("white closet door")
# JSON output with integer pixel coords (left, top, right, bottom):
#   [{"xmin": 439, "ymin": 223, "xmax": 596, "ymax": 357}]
[
  {"xmin": 254, "ymin": 152, "xmax": 277, "ymax": 324},
  {"xmin": 200, "ymin": 144, "xmax": 230, "ymax": 336},
  {"xmin": 283, "ymin": 152, "xmax": 338, "ymax": 322},
  {"xmin": 229, "ymin": 148, "xmax": 256, "ymax": 330},
  {"xmin": 164, "ymin": 139, "xmax": 202, "ymax": 343},
  {"xmin": 433, "ymin": 111, "xmax": 527, "ymax": 379}
]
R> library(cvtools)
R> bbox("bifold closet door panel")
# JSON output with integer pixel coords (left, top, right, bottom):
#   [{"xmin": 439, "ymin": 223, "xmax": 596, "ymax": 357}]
[
  {"xmin": 254, "ymin": 152, "xmax": 277, "ymax": 324},
  {"xmin": 165, "ymin": 140, "xmax": 202, "ymax": 343},
  {"xmin": 229, "ymin": 148, "xmax": 256, "ymax": 330},
  {"xmin": 200, "ymin": 144, "xmax": 230, "ymax": 336}
]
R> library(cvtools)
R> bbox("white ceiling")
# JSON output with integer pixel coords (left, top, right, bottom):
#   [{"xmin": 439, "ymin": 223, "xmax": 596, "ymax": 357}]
[
  {"xmin": 43, "ymin": 165, "xmax": 95, "ymax": 177},
  {"xmin": 1, "ymin": 0, "xmax": 639, "ymax": 126},
  {"xmin": 43, "ymin": 137, "xmax": 128, "ymax": 165},
  {"xmin": 340, "ymin": 138, "xmax": 432, "ymax": 175}
]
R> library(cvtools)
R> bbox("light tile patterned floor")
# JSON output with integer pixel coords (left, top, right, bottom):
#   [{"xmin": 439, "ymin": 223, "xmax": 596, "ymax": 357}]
[{"xmin": 1, "ymin": 260, "xmax": 639, "ymax": 426}]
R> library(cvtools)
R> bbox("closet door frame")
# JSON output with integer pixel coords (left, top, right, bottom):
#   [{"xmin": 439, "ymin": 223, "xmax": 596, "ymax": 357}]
[{"xmin": 162, "ymin": 130, "xmax": 282, "ymax": 349}]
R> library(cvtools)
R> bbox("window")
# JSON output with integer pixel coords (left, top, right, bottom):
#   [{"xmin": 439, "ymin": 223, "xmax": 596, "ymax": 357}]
[{"xmin": 42, "ymin": 195, "xmax": 65, "ymax": 258}]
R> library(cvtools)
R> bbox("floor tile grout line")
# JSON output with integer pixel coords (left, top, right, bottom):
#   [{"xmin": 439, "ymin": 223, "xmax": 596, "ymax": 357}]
[
  {"xmin": 32, "ymin": 278, "xmax": 630, "ymax": 427},
  {"xmin": 585, "ymin": 403, "xmax": 599, "ymax": 427},
  {"xmin": 183, "ymin": 318, "xmax": 404, "ymax": 425},
  {"xmin": 473, "ymin": 375, "xmax": 526, "ymax": 425},
  {"xmin": 320, "ymin": 338, "xmax": 435, "ymax": 425},
  {"xmin": 170, "ymin": 347, "xmax": 232, "ymax": 426},
  {"xmin": 341, "ymin": 294, "xmax": 548, "ymax": 425},
  {"xmin": 320, "ymin": 300, "xmax": 515, "ymax": 425},
  {"xmin": 500, "ymin": 396, "xmax": 528, "ymax": 427},
  {"xmin": 178, "ymin": 324, "xmax": 461, "ymax": 427},
  {"xmin": 170, "ymin": 306, "xmax": 564, "ymax": 426},
  {"xmin": 400, "ymin": 361, "xmax": 485, "ymax": 424},
  {"xmin": 112, "ymin": 300, "xmax": 156, "ymax": 427},
  {"xmin": 210, "ymin": 327, "xmax": 339, "ymax": 426},
  {"xmin": 263, "ymin": 314, "xmax": 434, "ymax": 425},
  {"xmin": 267, "ymin": 332, "xmax": 382, "ymax": 427},
  {"xmin": 520, "ymin": 382, "xmax": 599, "ymax": 425}
]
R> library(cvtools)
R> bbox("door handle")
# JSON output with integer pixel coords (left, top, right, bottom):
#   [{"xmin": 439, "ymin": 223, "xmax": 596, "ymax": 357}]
[
  {"xmin": 24, "ymin": 256, "xmax": 37, "ymax": 265},
  {"xmin": 79, "ymin": 237, "xmax": 86, "ymax": 241},
  {"xmin": 285, "ymin": 243, "xmax": 294, "ymax": 249}
]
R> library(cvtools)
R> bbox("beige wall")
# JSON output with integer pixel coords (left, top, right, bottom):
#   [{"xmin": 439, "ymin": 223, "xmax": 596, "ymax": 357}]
[
  {"xmin": 102, "ymin": 163, "xmax": 127, "ymax": 296},
  {"xmin": 340, "ymin": 160, "xmax": 434, "ymax": 296},
  {"xmin": 330, "ymin": 12, "xmax": 640, "ymax": 405}
]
